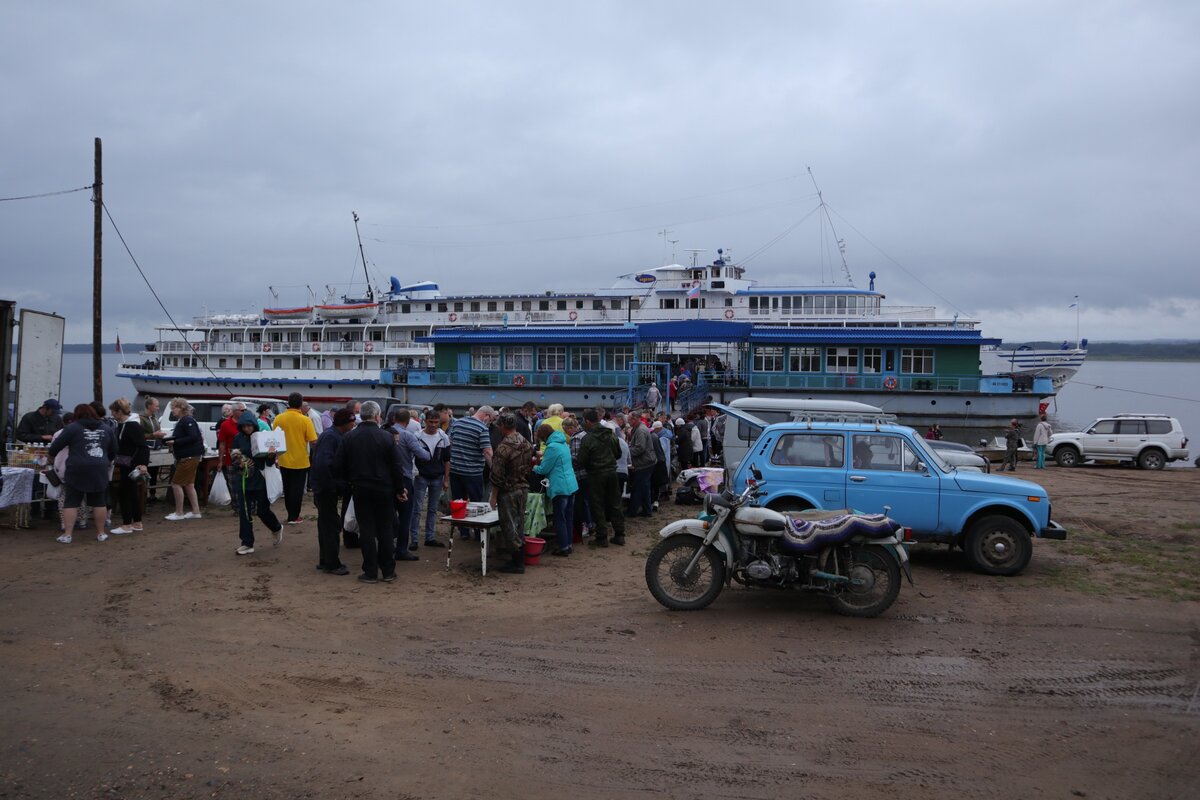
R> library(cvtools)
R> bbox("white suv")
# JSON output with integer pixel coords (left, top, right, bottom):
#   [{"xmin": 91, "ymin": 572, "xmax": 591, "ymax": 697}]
[{"xmin": 1049, "ymin": 414, "xmax": 1190, "ymax": 470}]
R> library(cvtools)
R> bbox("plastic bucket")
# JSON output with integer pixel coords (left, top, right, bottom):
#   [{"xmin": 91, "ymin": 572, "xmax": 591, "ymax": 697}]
[
  {"xmin": 523, "ymin": 536, "xmax": 546, "ymax": 566},
  {"xmin": 450, "ymin": 499, "xmax": 468, "ymax": 519}
]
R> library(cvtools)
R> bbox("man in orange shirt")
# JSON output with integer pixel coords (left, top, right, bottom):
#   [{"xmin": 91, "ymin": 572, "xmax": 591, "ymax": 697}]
[{"xmin": 272, "ymin": 392, "xmax": 319, "ymax": 524}]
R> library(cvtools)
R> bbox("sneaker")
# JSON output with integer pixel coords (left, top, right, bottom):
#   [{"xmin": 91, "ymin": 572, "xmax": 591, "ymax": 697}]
[
  {"xmin": 357, "ymin": 574, "xmax": 378, "ymax": 584},
  {"xmin": 131, "ymin": 526, "xmax": 144, "ymax": 532},
  {"xmin": 328, "ymin": 565, "xmax": 350, "ymax": 576},
  {"xmin": 286, "ymin": 517, "xmax": 303, "ymax": 525},
  {"xmin": 236, "ymin": 545, "xmax": 254, "ymax": 555},
  {"xmin": 56, "ymin": 533, "xmax": 72, "ymax": 544},
  {"xmin": 110, "ymin": 527, "xmax": 135, "ymax": 535},
  {"xmin": 183, "ymin": 512, "xmax": 203, "ymax": 520},
  {"xmin": 273, "ymin": 527, "xmax": 284, "ymax": 546},
  {"xmin": 96, "ymin": 533, "xmax": 109, "ymax": 542},
  {"xmin": 165, "ymin": 512, "xmax": 188, "ymax": 521},
  {"xmin": 652, "ymin": 502, "xmax": 660, "ymax": 511},
  {"xmin": 381, "ymin": 573, "xmax": 397, "ymax": 583}
]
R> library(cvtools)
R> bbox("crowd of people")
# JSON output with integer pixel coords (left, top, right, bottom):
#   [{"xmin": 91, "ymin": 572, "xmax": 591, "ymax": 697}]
[{"xmin": 13, "ymin": 391, "xmax": 723, "ymax": 585}]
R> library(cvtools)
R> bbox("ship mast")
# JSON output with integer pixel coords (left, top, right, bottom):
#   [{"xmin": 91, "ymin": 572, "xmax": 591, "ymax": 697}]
[
  {"xmin": 807, "ymin": 167, "xmax": 854, "ymax": 286},
  {"xmin": 352, "ymin": 211, "xmax": 374, "ymax": 302}
]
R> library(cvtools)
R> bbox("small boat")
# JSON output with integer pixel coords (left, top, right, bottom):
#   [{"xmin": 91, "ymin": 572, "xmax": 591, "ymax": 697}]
[
  {"xmin": 974, "ymin": 436, "xmax": 1035, "ymax": 463},
  {"xmin": 262, "ymin": 306, "xmax": 313, "ymax": 320},
  {"xmin": 315, "ymin": 302, "xmax": 379, "ymax": 320}
]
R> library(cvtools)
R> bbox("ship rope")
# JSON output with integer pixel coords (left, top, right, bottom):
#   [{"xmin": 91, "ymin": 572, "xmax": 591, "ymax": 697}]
[{"xmin": 102, "ymin": 200, "xmax": 237, "ymax": 395}]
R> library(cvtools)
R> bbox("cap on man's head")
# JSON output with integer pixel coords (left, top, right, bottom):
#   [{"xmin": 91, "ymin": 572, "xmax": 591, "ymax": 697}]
[
  {"xmin": 652, "ymin": 421, "xmax": 663, "ymax": 430},
  {"xmin": 43, "ymin": 399, "xmax": 62, "ymax": 411},
  {"xmin": 675, "ymin": 418, "xmax": 686, "ymax": 426}
]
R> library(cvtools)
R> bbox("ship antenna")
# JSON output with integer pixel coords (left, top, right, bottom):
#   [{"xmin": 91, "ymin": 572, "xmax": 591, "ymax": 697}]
[
  {"xmin": 352, "ymin": 211, "xmax": 374, "ymax": 302},
  {"xmin": 807, "ymin": 167, "xmax": 854, "ymax": 286}
]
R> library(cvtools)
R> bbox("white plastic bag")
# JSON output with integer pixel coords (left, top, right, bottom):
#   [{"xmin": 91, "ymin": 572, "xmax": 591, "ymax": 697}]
[
  {"xmin": 208, "ymin": 471, "xmax": 231, "ymax": 506},
  {"xmin": 342, "ymin": 499, "xmax": 358, "ymax": 533},
  {"xmin": 263, "ymin": 465, "xmax": 283, "ymax": 503}
]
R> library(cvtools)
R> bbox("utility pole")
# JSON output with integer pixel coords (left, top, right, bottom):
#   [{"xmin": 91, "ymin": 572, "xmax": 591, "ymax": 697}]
[{"xmin": 92, "ymin": 137, "xmax": 103, "ymax": 404}]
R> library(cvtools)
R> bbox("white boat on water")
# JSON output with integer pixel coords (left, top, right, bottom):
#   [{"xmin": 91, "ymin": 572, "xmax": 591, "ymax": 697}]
[{"xmin": 979, "ymin": 341, "xmax": 1088, "ymax": 391}]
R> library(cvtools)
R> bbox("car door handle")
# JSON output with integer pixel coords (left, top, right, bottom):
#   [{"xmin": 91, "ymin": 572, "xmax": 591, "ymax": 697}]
[{"xmin": 850, "ymin": 475, "xmax": 866, "ymax": 482}]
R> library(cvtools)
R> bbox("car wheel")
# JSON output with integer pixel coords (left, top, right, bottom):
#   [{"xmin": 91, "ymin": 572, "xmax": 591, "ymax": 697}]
[
  {"xmin": 1054, "ymin": 447, "xmax": 1080, "ymax": 468},
  {"xmin": 1137, "ymin": 449, "xmax": 1166, "ymax": 470},
  {"xmin": 964, "ymin": 515, "xmax": 1033, "ymax": 576}
]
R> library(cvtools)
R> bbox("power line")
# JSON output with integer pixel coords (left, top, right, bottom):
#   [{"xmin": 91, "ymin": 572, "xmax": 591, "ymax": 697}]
[
  {"xmin": 101, "ymin": 200, "xmax": 235, "ymax": 395},
  {"xmin": 1072, "ymin": 381, "xmax": 1200, "ymax": 404},
  {"xmin": 0, "ymin": 184, "xmax": 93, "ymax": 202}
]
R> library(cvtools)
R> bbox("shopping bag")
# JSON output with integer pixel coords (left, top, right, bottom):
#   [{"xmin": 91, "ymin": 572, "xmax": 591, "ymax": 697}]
[
  {"xmin": 523, "ymin": 491, "xmax": 548, "ymax": 536},
  {"xmin": 263, "ymin": 465, "xmax": 284, "ymax": 503},
  {"xmin": 208, "ymin": 471, "xmax": 231, "ymax": 506},
  {"xmin": 343, "ymin": 499, "xmax": 358, "ymax": 533}
]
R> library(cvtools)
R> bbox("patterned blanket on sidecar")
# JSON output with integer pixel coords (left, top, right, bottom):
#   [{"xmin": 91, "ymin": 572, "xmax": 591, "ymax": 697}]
[{"xmin": 779, "ymin": 511, "xmax": 899, "ymax": 553}]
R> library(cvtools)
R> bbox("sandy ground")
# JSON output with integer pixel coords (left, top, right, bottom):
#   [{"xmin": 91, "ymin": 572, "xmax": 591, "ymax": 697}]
[{"xmin": 1, "ymin": 465, "xmax": 1198, "ymax": 800}]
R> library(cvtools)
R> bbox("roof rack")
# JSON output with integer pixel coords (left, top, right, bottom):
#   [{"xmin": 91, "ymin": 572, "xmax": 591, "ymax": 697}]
[{"xmin": 1112, "ymin": 413, "xmax": 1172, "ymax": 418}]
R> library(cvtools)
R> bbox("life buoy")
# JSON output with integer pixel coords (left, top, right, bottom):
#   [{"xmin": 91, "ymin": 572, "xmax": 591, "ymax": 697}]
[
  {"xmin": 724, "ymin": 309, "xmax": 735, "ymax": 320},
  {"xmin": 884, "ymin": 376, "xmax": 898, "ymax": 391},
  {"xmin": 568, "ymin": 311, "xmax": 578, "ymax": 321},
  {"xmin": 448, "ymin": 312, "xmax": 458, "ymax": 322},
  {"xmin": 364, "ymin": 342, "xmax": 374, "ymax": 353},
  {"xmin": 691, "ymin": 279, "xmax": 701, "ymax": 290},
  {"xmin": 513, "ymin": 375, "xmax": 526, "ymax": 387},
  {"xmin": 312, "ymin": 342, "xmax": 320, "ymax": 352},
  {"xmin": 191, "ymin": 342, "xmax": 199, "ymax": 351},
  {"xmin": 262, "ymin": 343, "xmax": 271, "ymax": 353}
]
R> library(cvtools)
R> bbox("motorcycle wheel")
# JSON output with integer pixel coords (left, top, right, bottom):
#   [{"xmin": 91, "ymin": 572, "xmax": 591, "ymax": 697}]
[
  {"xmin": 827, "ymin": 546, "xmax": 901, "ymax": 618},
  {"xmin": 645, "ymin": 536, "xmax": 726, "ymax": 611}
]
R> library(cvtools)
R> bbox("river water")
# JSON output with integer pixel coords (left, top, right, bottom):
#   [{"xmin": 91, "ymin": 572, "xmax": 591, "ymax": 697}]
[{"xmin": 45, "ymin": 351, "xmax": 1200, "ymax": 449}]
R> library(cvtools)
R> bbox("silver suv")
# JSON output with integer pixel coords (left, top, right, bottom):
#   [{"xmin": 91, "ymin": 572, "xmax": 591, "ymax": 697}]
[{"xmin": 1049, "ymin": 413, "xmax": 1190, "ymax": 470}]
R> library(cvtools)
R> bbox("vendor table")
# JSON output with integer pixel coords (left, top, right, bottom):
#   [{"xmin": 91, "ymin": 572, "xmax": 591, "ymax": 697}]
[{"xmin": 441, "ymin": 510, "xmax": 501, "ymax": 575}]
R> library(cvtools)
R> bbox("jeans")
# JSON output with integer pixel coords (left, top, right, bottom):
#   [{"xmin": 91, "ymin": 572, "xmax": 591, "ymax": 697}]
[
  {"xmin": 449, "ymin": 471, "xmax": 485, "ymax": 538},
  {"xmin": 232, "ymin": 484, "xmax": 281, "ymax": 548},
  {"xmin": 352, "ymin": 487, "xmax": 396, "ymax": 579},
  {"xmin": 1035, "ymin": 444, "xmax": 1047, "ymax": 469},
  {"xmin": 314, "ymin": 489, "xmax": 344, "ymax": 570},
  {"xmin": 279, "ymin": 466, "xmax": 309, "ymax": 521},
  {"xmin": 551, "ymin": 493, "xmax": 574, "ymax": 552},
  {"xmin": 627, "ymin": 466, "xmax": 653, "ymax": 516},
  {"xmin": 410, "ymin": 473, "xmax": 444, "ymax": 544}
]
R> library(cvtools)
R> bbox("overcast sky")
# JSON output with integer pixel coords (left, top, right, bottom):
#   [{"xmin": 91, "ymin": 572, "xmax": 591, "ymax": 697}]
[{"xmin": 3, "ymin": 1, "xmax": 1197, "ymax": 345}]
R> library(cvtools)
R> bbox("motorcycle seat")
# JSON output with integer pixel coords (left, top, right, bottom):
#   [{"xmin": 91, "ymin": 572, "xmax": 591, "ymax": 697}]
[{"xmin": 778, "ymin": 512, "xmax": 899, "ymax": 554}]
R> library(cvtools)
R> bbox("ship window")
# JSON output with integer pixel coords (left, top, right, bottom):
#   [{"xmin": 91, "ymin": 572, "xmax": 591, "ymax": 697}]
[
  {"xmin": 592, "ymin": 300, "xmax": 604, "ymax": 310},
  {"xmin": 537, "ymin": 346, "xmax": 566, "ymax": 371},
  {"xmin": 725, "ymin": 298, "xmax": 733, "ymax": 307},
  {"xmin": 438, "ymin": 303, "xmax": 447, "ymax": 313},
  {"xmin": 539, "ymin": 300, "xmax": 550, "ymax": 311},
  {"xmin": 802, "ymin": 296, "xmax": 814, "ymax": 314},
  {"xmin": 470, "ymin": 346, "xmax": 501, "ymax": 371},
  {"xmin": 469, "ymin": 302, "xmax": 480, "ymax": 312},
  {"xmin": 711, "ymin": 280, "xmax": 725, "ymax": 289},
  {"xmin": 712, "ymin": 267, "xmax": 721, "ymax": 278},
  {"xmin": 788, "ymin": 347, "xmax": 821, "ymax": 372},
  {"xmin": 606, "ymin": 345, "xmax": 635, "ymax": 371},
  {"xmin": 753, "ymin": 346, "xmax": 784, "ymax": 372},
  {"xmin": 487, "ymin": 301, "xmax": 497, "ymax": 312},
  {"xmin": 557, "ymin": 300, "xmax": 567, "ymax": 311},
  {"xmin": 521, "ymin": 300, "xmax": 532, "ymax": 311},
  {"xmin": 506, "ymin": 346, "xmax": 534, "ymax": 371},
  {"xmin": 901, "ymin": 348, "xmax": 934, "ymax": 374},
  {"xmin": 862, "ymin": 347, "xmax": 882, "ymax": 374},
  {"xmin": 254, "ymin": 358, "xmax": 261, "ymax": 368},
  {"xmin": 826, "ymin": 347, "xmax": 859, "ymax": 373},
  {"xmin": 571, "ymin": 346, "xmax": 601, "ymax": 371},
  {"xmin": 781, "ymin": 296, "xmax": 791, "ymax": 314},
  {"xmin": 402, "ymin": 304, "xmax": 411, "ymax": 314},
  {"xmin": 218, "ymin": 358, "xmax": 226, "ymax": 368},
  {"xmin": 235, "ymin": 358, "xmax": 242, "ymax": 368},
  {"xmin": 309, "ymin": 332, "xmax": 320, "ymax": 341},
  {"xmin": 660, "ymin": 298, "xmax": 678, "ymax": 310},
  {"xmin": 230, "ymin": 332, "xmax": 243, "ymax": 342},
  {"xmin": 630, "ymin": 299, "xmax": 640, "ymax": 310},
  {"xmin": 292, "ymin": 358, "xmax": 300, "ymax": 369},
  {"xmin": 371, "ymin": 331, "xmax": 383, "ymax": 341},
  {"xmin": 771, "ymin": 297, "xmax": 779, "ymax": 310},
  {"xmin": 273, "ymin": 359, "xmax": 282, "ymax": 369},
  {"xmin": 611, "ymin": 299, "xmax": 623, "ymax": 310},
  {"xmin": 504, "ymin": 301, "xmax": 514, "ymax": 311},
  {"xmin": 453, "ymin": 302, "xmax": 464, "ymax": 312}
]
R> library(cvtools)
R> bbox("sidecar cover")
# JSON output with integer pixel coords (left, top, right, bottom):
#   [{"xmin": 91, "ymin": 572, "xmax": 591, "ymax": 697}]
[{"xmin": 778, "ymin": 511, "xmax": 899, "ymax": 554}]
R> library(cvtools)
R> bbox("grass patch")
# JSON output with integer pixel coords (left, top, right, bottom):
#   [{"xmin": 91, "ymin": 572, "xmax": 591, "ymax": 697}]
[{"xmin": 1038, "ymin": 528, "xmax": 1200, "ymax": 601}]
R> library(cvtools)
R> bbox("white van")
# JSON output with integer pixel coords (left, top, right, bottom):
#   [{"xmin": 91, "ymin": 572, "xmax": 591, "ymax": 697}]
[{"xmin": 159, "ymin": 399, "xmax": 230, "ymax": 453}]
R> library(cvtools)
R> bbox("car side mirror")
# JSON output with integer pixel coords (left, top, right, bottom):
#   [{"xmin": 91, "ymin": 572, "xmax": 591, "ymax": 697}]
[{"xmin": 750, "ymin": 465, "xmax": 763, "ymax": 481}]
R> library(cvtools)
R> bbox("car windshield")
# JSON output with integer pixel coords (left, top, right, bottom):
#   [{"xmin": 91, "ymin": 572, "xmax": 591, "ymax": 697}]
[{"xmin": 910, "ymin": 438, "xmax": 951, "ymax": 471}]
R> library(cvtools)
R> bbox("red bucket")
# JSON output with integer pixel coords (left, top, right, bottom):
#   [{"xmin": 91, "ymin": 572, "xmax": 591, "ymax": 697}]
[
  {"xmin": 450, "ymin": 499, "xmax": 468, "ymax": 519},
  {"xmin": 523, "ymin": 537, "xmax": 546, "ymax": 566}
]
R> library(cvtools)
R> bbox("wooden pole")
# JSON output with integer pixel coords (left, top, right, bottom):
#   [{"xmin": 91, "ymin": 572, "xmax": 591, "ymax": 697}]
[{"xmin": 92, "ymin": 137, "xmax": 103, "ymax": 404}]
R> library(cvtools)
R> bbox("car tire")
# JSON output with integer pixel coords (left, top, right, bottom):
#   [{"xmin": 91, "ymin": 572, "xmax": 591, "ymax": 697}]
[
  {"xmin": 1137, "ymin": 449, "xmax": 1166, "ymax": 470},
  {"xmin": 964, "ymin": 515, "xmax": 1033, "ymax": 576},
  {"xmin": 1054, "ymin": 446, "xmax": 1080, "ymax": 468},
  {"xmin": 767, "ymin": 498, "xmax": 813, "ymax": 513}
]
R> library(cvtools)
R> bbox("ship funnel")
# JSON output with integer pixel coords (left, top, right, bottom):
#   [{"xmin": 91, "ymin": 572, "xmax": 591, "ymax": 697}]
[{"xmin": 389, "ymin": 276, "xmax": 403, "ymax": 295}]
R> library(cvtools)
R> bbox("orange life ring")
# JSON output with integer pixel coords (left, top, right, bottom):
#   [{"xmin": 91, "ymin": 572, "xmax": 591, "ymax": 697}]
[
  {"xmin": 724, "ymin": 309, "xmax": 735, "ymax": 320},
  {"xmin": 364, "ymin": 342, "xmax": 374, "ymax": 353},
  {"xmin": 884, "ymin": 376, "xmax": 898, "ymax": 391},
  {"xmin": 568, "ymin": 311, "xmax": 578, "ymax": 321},
  {"xmin": 448, "ymin": 312, "xmax": 458, "ymax": 322},
  {"xmin": 513, "ymin": 375, "xmax": 526, "ymax": 387},
  {"xmin": 262, "ymin": 343, "xmax": 271, "ymax": 352},
  {"xmin": 312, "ymin": 342, "xmax": 320, "ymax": 352}
]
